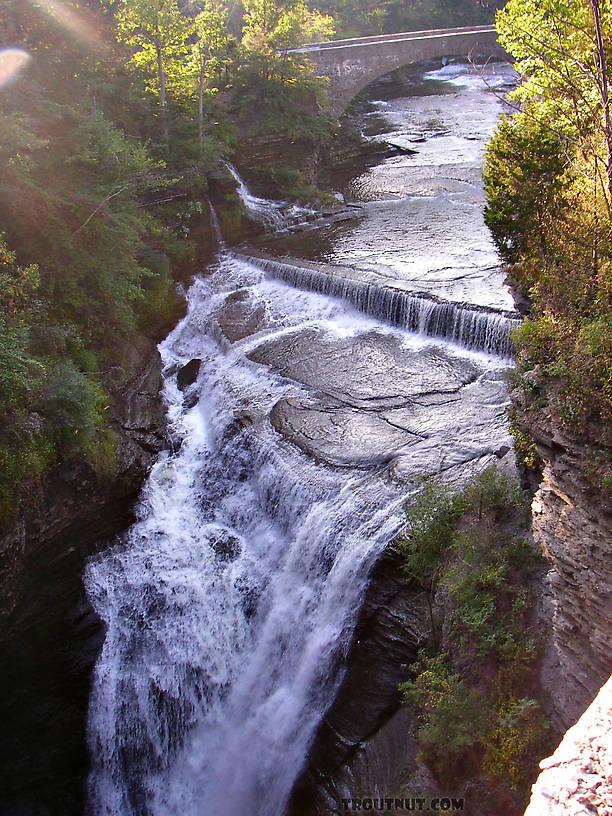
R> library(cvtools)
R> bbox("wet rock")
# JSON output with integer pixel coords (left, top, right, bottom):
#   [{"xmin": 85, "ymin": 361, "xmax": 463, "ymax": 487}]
[
  {"xmin": 210, "ymin": 530, "xmax": 242, "ymax": 562},
  {"xmin": 214, "ymin": 290, "xmax": 267, "ymax": 343},
  {"xmin": 270, "ymin": 396, "xmax": 420, "ymax": 467},
  {"xmin": 251, "ymin": 328, "xmax": 512, "ymax": 477},
  {"xmin": 234, "ymin": 576, "xmax": 260, "ymax": 620},
  {"xmin": 248, "ymin": 329, "xmax": 479, "ymax": 410},
  {"xmin": 177, "ymin": 358, "xmax": 201, "ymax": 391},
  {"xmin": 183, "ymin": 391, "xmax": 200, "ymax": 410},
  {"xmin": 288, "ymin": 545, "xmax": 428, "ymax": 816},
  {"xmin": 222, "ymin": 411, "xmax": 256, "ymax": 442},
  {"xmin": 0, "ymin": 335, "xmax": 168, "ymax": 816}
]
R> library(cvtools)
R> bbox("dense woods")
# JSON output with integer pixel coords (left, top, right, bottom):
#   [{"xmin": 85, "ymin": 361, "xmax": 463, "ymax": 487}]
[
  {"xmin": 309, "ymin": 0, "xmax": 504, "ymax": 39},
  {"xmin": 0, "ymin": 0, "xmax": 336, "ymax": 520},
  {"xmin": 0, "ymin": 0, "xmax": 509, "ymax": 522}
]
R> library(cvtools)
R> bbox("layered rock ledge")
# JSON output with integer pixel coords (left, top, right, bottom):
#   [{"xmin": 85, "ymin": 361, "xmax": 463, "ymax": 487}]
[
  {"xmin": 512, "ymin": 378, "xmax": 612, "ymax": 727},
  {"xmin": 524, "ymin": 674, "xmax": 612, "ymax": 816}
]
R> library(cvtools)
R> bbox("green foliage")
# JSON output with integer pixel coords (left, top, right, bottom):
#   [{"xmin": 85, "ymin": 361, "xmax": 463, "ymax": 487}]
[
  {"xmin": 483, "ymin": 112, "xmax": 567, "ymax": 265},
  {"xmin": 0, "ymin": 0, "xmax": 341, "ymax": 522},
  {"xmin": 0, "ymin": 237, "xmax": 46, "ymax": 410},
  {"xmin": 399, "ymin": 468, "xmax": 527, "ymax": 588},
  {"xmin": 137, "ymin": 250, "xmax": 184, "ymax": 333},
  {"xmin": 310, "ymin": 0, "xmax": 504, "ymax": 39},
  {"xmin": 0, "ymin": 436, "xmax": 55, "ymax": 522},
  {"xmin": 116, "ymin": 0, "xmax": 194, "ymax": 105},
  {"xmin": 0, "ymin": 232, "xmax": 118, "ymax": 523},
  {"xmin": 496, "ymin": 0, "xmax": 611, "ymax": 142},
  {"xmin": 399, "ymin": 479, "xmax": 462, "ymax": 586},
  {"xmin": 399, "ymin": 469, "xmax": 550, "ymax": 805},
  {"xmin": 232, "ymin": 0, "xmax": 337, "ymax": 145},
  {"xmin": 401, "ymin": 655, "xmax": 486, "ymax": 784},
  {"xmin": 405, "ymin": 652, "xmax": 549, "ymax": 794},
  {"xmin": 484, "ymin": 697, "xmax": 549, "ymax": 791},
  {"xmin": 508, "ymin": 412, "xmax": 542, "ymax": 473},
  {"xmin": 484, "ymin": 0, "xmax": 612, "ymax": 449},
  {"xmin": 38, "ymin": 362, "xmax": 109, "ymax": 459}
]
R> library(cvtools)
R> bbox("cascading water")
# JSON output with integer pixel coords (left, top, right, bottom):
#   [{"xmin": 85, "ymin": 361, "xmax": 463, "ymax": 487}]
[
  {"xmin": 240, "ymin": 253, "xmax": 521, "ymax": 357},
  {"xmin": 85, "ymin": 257, "xmax": 411, "ymax": 816},
  {"xmin": 226, "ymin": 163, "xmax": 315, "ymax": 232},
  {"xmin": 86, "ymin": 60, "xmax": 518, "ymax": 816}
]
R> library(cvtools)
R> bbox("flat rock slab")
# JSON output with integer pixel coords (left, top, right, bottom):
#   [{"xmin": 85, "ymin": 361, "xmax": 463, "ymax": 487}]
[
  {"xmin": 248, "ymin": 328, "xmax": 511, "ymax": 474},
  {"xmin": 247, "ymin": 328, "xmax": 479, "ymax": 409},
  {"xmin": 270, "ymin": 395, "xmax": 421, "ymax": 467}
]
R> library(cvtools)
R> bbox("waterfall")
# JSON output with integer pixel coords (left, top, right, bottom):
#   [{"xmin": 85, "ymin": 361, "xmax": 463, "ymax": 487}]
[
  {"xmin": 240, "ymin": 253, "xmax": 522, "ymax": 358},
  {"xmin": 225, "ymin": 163, "xmax": 315, "ymax": 231},
  {"xmin": 85, "ymin": 256, "xmax": 409, "ymax": 816},
  {"xmin": 85, "ymin": 63, "xmax": 517, "ymax": 816}
]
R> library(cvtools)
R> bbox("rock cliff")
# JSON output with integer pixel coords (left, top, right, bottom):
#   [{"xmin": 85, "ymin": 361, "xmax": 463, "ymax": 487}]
[
  {"xmin": 513, "ymin": 380, "xmax": 612, "ymax": 727},
  {"xmin": 289, "ymin": 545, "xmax": 428, "ymax": 816},
  {"xmin": 0, "ymin": 336, "xmax": 167, "ymax": 816},
  {"xmin": 524, "ymin": 674, "xmax": 612, "ymax": 816}
]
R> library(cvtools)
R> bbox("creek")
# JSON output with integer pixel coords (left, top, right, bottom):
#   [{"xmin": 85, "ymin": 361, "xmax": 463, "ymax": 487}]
[{"xmin": 86, "ymin": 59, "xmax": 517, "ymax": 816}]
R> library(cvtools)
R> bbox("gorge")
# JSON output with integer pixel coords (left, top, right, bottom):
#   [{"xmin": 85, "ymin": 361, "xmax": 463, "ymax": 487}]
[
  {"xmin": 83, "ymin": 59, "xmax": 525, "ymax": 816},
  {"xmin": 1, "ymin": 34, "xmax": 611, "ymax": 816}
]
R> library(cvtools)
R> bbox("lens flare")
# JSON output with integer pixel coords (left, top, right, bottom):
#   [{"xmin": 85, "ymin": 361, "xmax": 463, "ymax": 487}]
[
  {"xmin": 26, "ymin": 0, "xmax": 105, "ymax": 52},
  {"xmin": 0, "ymin": 49, "xmax": 31, "ymax": 88}
]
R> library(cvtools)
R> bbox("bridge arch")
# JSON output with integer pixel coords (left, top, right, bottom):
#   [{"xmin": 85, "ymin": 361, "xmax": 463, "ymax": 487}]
[{"xmin": 292, "ymin": 26, "xmax": 509, "ymax": 114}]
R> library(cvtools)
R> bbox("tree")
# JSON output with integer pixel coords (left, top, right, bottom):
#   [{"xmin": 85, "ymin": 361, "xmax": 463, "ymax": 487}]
[
  {"xmin": 231, "ymin": 0, "xmax": 336, "ymax": 144},
  {"xmin": 485, "ymin": 0, "xmax": 612, "ymax": 439},
  {"xmin": 590, "ymin": 0, "xmax": 612, "ymax": 197},
  {"xmin": 190, "ymin": 0, "xmax": 233, "ymax": 144},
  {"xmin": 116, "ymin": 0, "xmax": 194, "ymax": 145},
  {"xmin": 241, "ymin": 0, "xmax": 334, "ymax": 78},
  {"xmin": 483, "ymin": 112, "xmax": 567, "ymax": 264},
  {"xmin": 496, "ymin": 0, "xmax": 612, "ymax": 204}
]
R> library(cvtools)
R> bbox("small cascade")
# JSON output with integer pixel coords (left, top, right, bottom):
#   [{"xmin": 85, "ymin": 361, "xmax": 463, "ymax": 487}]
[
  {"xmin": 240, "ymin": 254, "xmax": 522, "ymax": 358},
  {"xmin": 225, "ymin": 163, "xmax": 315, "ymax": 231},
  {"xmin": 206, "ymin": 198, "xmax": 225, "ymax": 249}
]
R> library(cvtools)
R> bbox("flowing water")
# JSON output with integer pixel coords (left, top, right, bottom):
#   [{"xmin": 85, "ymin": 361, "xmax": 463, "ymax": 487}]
[
  {"xmin": 226, "ymin": 163, "xmax": 316, "ymax": 231},
  {"xmin": 86, "ymin": 60, "xmax": 517, "ymax": 816}
]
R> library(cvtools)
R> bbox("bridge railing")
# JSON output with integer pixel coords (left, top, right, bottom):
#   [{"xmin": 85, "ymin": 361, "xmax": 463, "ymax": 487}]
[{"xmin": 293, "ymin": 25, "xmax": 497, "ymax": 53}]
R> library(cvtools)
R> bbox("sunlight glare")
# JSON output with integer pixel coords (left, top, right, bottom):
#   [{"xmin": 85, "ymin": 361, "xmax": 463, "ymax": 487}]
[
  {"xmin": 0, "ymin": 49, "xmax": 31, "ymax": 88},
  {"xmin": 27, "ymin": 0, "xmax": 105, "ymax": 52}
]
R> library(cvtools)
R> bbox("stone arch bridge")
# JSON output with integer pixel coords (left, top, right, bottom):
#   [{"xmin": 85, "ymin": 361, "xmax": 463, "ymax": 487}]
[{"xmin": 290, "ymin": 25, "xmax": 508, "ymax": 113}]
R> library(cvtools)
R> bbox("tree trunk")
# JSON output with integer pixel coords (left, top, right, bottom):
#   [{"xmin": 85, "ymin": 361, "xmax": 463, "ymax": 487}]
[
  {"xmin": 591, "ymin": 0, "xmax": 612, "ymax": 199},
  {"xmin": 198, "ymin": 69, "xmax": 204, "ymax": 146},
  {"xmin": 156, "ymin": 44, "xmax": 169, "ymax": 151}
]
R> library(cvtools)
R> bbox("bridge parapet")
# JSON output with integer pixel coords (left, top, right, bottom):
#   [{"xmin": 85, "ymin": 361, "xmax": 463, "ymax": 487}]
[{"xmin": 290, "ymin": 26, "xmax": 508, "ymax": 113}]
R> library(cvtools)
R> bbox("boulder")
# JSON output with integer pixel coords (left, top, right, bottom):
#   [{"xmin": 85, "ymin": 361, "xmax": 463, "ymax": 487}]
[{"xmin": 177, "ymin": 358, "xmax": 201, "ymax": 391}]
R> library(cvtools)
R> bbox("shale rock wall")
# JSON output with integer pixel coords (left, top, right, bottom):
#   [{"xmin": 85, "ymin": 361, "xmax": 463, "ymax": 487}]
[{"xmin": 513, "ymin": 377, "xmax": 612, "ymax": 727}]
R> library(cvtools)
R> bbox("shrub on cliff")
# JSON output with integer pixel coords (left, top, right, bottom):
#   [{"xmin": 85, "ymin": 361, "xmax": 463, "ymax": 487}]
[{"xmin": 398, "ymin": 469, "xmax": 550, "ymax": 809}]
